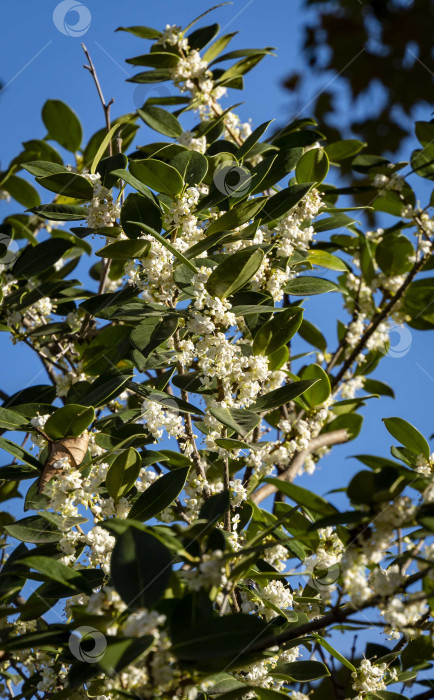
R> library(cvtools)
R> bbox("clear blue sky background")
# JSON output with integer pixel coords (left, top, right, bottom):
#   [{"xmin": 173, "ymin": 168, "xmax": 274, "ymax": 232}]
[
  {"xmin": 1, "ymin": 0, "xmax": 433, "ymax": 682},
  {"xmin": 0, "ymin": 0, "xmax": 433, "ymax": 510}
]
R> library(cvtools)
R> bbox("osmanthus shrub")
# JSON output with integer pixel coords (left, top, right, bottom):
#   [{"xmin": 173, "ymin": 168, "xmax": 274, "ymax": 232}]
[{"xmin": 0, "ymin": 7, "xmax": 433, "ymax": 700}]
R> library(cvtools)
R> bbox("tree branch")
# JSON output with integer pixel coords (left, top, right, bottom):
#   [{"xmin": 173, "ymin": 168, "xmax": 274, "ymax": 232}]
[
  {"xmin": 249, "ymin": 567, "xmax": 431, "ymax": 653},
  {"xmin": 331, "ymin": 250, "xmax": 430, "ymax": 387},
  {"xmin": 251, "ymin": 429, "xmax": 349, "ymax": 504}
]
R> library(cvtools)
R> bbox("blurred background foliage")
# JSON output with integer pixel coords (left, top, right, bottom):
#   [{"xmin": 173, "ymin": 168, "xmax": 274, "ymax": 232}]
[{"xmin": 283, "ymin": 0, "xmax": 434, "ymax": 156}]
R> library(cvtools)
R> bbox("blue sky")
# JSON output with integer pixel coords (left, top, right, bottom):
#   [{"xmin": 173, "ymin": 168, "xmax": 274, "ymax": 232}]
[
  {"xmin": 0, "ymin": 0, "xmax": 433, "ymax": 510},
  {"xmin": 1, "ymin": 0, "xmax": 434, "ymax": 680}
]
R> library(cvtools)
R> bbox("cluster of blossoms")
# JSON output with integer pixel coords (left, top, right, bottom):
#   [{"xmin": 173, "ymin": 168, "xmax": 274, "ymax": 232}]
[
  {"xmin": 82, "ymin": 172, "xmax": 120, "ymax": 229},
  {"xmin": 2, "ymin": 15, "xmax": 434, "ymax": 700},
  {"xmin": 350, "ymin": 658, "xmax": 388, "ymax": 699}
]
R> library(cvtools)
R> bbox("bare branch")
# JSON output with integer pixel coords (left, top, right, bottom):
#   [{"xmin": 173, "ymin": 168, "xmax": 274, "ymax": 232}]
[{"xmin": 251, "ymin": 429, "xmax": 349, "ymax": 504}]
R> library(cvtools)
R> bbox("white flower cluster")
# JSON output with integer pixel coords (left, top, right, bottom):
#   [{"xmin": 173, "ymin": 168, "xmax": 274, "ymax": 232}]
[
  {"xmin": 184, "ymin": 550, "xmax": 228, "ymax": 591},
  {"xmin": 178, "ymin": 130, "xmax": 207, "ymax": 154},
  {"xmin": 350, "ymin": 658, "xmax": 387, "ymax": 699},
  {"xmin": 83, "ymin": 173, "xmax": 120, "ymax": 229},
  {"xmin": 141, "ymin": 398, "xmax": 185, "ymax": 441}
]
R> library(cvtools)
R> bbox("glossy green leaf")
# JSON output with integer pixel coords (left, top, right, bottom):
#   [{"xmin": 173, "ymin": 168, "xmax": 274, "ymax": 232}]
[
  {"xmin": 95, "ymin": 238, "xmax": 151, "ymax": 260},
  {"xmin": 106, "ymin": 447, "xmax": 142, "ymax": 503},
  {"xmin": 44, "ymin": 405, "xmax": 94, "ymax": 440},
  {"xmin": 129, "ymin": 158, "xmax": 183, "ymax": 196},
  {"xmin": 284, "ymin": 277, "xmax": 339, "ymax": 295},
  {"xmin": 42, "ymin": 100, "xmax": 82, "ymax": 152},
  {"xmin": 250, "ymin": 379, "xmax": 318, "ymax": 412},
  {"xmin": 383, "ymin": 417, "xmax": 430, "ymax": 459},
  {"xmin": 110, "ymin": 527, "xmax": 172, "ymax": 609},
  {"xmin": 128, "ymin": 466, "xmax": 190, "ymax": 521},
  {"xmin": 296, "ymin": 148, "xmax": 329, "ymax": 184},
  {"xmin": 300, "ymin": 364, "xmax": 331, "ymax": 406},
  {"xmin": 206, "ymin": 247, "xmax": 264, "ymax": 298},
  {"xmin": 138, "ymin": 105, "xmax": 182, "ymax": 138}
]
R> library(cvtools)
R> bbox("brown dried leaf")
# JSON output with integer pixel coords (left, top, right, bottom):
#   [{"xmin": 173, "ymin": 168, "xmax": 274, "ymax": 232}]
[{"xmin": 38, "ymin": 432, "xmax": 89, "ymax": 493}]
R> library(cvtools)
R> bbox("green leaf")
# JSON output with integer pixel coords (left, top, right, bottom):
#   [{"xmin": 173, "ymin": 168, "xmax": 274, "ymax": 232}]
[
  {"xmin": 0, "ymin": 437, "xmax": 42, "ymax": 470},
  {"xmin": 44, "ymin": 405, "xmax": 94, "ymax": 440},
  {"xmin": 36, "ymin": 173, "xmax": 94, "ymax": 200},
  {"xmin": 13, "ymin": 238, "xmax": 75, "ymax": 278},
  {"xmin": 22, "ymin": 161, "xmax": 68, "ymax": 178},
  {"xmin": 172, "ymin": 614, "xmax": 270, "ymax": 664},
  {"xmin": 307, "ymin": 250, "xmax": 348, "ymax": 271},
  {"xmin": 116, "ymin": 25, "xmax": 162, "ymax": 39},
  {"xmin": 206, "ymin": 247, "xmax": 264, "ymax": 299},
  {"xmin": 199, "ymin": 490, "xmax": 230, "ymax": 522},
  {"xmin": 111, "ymin": 168, "xmax": 153, "ymax": 198},
  {"xmin": 120, "ymin": 192, "xmax": 162, "ymax": 238},
  {"xmin": 127, "ymin": 222, "xmax": 198, "ymax": 273},
  {"xmin": 298, "ymin": 319, "xmax": 327, "ymax": 352},
  {"xmin": 4, "ymin": 515, "xmax": 61, "ymax": 543},
  {"xmin": 129, "ymin": 467, "xmax": 190, "ymax": 521},
  {"xmin": 313, "ymin": 634, "xmax": 356, "ymax": 671},
  {"xmin": 300, "ymin": 364, "xmax": 331, "ymax": 407},
  {"xmin": 383, "ymin": 417, "xmax": 430, "ymax": 459},
  {"xmin": 42, "ymin": 100, "xmax": 82, "ymax": 152},
  {"xmin": 130, "ymin": 315, "xmax": 178, "ymax": 355},
  {"xmin": 91, "ymin": 121, "xmax": 129, "ymax": 174},
  {"xmin": 138, "ymin": 105, "xmax": 182, "ymax": 138},
  {"xmin": 20, "ymin": 556, "xmax": 91, "ymax": 593},
  {"xmin": 253, "ymin": 307, "xmax": 303, "ymax": 356},
  {"xmin": 96, "ymin": 238, "xmax": 151, "ymax": 260},
  {"xmin": 250, "ymin": 379, "xmax": 318, "ymax": 412},
  {"xmin": 264, "ymin": 479, "xmax": 337, "ymax": 516},
  {"xmin": 106, "ymin": 447, "xmax": 142, "ymax": 503},
  {"xmin": 203, "ymin": 31, "xmax": 238, "ymax": 62},
  {"xmin": 325, "ymin": 139, "xmax": 366, "ymax": 162},
  {"xmin": 29, "ymin": 203, "xmax": 87, "ymax": 221},
  {"xmin": 236, "ymin": 120, "xmax": 273, "ymax": 160},
  {"xmin": 206, "ymin": 197, "xmax": 267, "ymax": 235},
  {"xmin": 169, "ymin": 150, "xmax": 208, "ymax": 186},
  {"xmin": 2, "ymin": 175, "xmax": 40, "ymax": 208},
  {"xmin": 0, "ymin": 407, "xmax": 28, "ymax": 431},
  {"xmin": 296, "ymin": 148, "xmax": 329, "ymax": 184},
  {"xmin": 313, "ymin": 213, "xmax": 357, "ymax": 232},
  {"xmin": 129, "ymin": 159, "xmax": 183, "ymax": 196},
  {"xmin": 415, "ymin": 121, "xmax": 434, "ymax": 147},
  {"xmin": 260, "ymin": 183, "xmax": 313, "ymax": 223},
  {"xmin": 284, "ymin": 277, "xmax": 339, "ymax": 296},
  {"xmin": 209, "ymin": 405, "xmax": 260, "ymax": 437},
  {"xmin": 187, "ymin": 22, "xmax": 220, "ymax": 50},
  {"xmin": 277, "ymin": 660, "xmax": 330, "ymax": 682},
  {"xmin": 364, "ymin": 379, "xmax": 395, "ymax": 399},
  {"xmin": 126, "ymin": 52, "xmax": 181, "ymax": 68},
  {"xmin": 111, "ymin": 527, "xmax": 172, "ymax": 609},
  {"xmin": 97, "ymin": 636, "xmax": 154, "ymax": 676},
  {"xmin": 375, "ymin": 234, "xmax": 414, "ymax": 276}
]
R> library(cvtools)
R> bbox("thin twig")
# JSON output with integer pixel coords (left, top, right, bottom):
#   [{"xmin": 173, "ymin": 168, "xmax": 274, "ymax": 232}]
[{"xmin": 81, "ymin": 43, "xmax": 114, "ymax": 150}]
